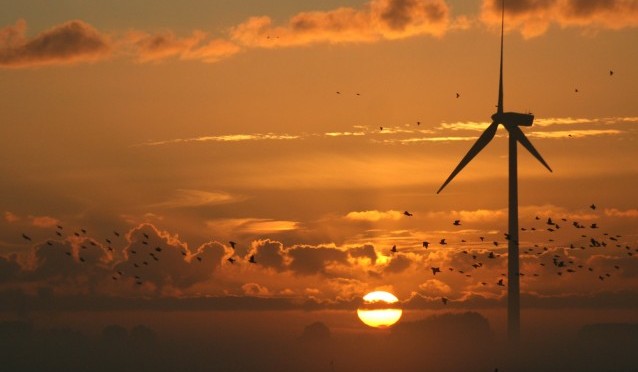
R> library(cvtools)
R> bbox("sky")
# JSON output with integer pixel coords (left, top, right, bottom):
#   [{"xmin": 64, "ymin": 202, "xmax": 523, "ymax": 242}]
[{"xmin": 1, "ymin": 1, "xmax": 637, "ymax": 367}]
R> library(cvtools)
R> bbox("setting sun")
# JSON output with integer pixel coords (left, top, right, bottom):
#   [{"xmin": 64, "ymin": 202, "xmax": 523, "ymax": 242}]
[{"xmin": 357, "ymin": 291, "xmax": 403, "ymax": 328}]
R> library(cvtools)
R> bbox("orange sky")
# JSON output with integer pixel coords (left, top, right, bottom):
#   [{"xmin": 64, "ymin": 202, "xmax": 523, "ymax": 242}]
[{"xmin": 1, "ymin": 0, "xmax": 637, "ymax": 326}]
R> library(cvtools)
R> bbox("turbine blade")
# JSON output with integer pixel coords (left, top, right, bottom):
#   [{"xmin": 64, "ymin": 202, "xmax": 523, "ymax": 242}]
[
  {"xmin": 437, "ymin": 122, "xmax": 499, "ymax": 194},
  {"xmin": 507, "ymin": 125, "xmax": 553, "ymax": 172}
]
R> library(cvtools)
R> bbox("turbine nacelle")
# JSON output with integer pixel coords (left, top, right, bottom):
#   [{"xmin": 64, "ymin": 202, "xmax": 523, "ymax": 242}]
[{"xmin": 492, "ymin": 112, "xmax": 534, "ymax": 127}]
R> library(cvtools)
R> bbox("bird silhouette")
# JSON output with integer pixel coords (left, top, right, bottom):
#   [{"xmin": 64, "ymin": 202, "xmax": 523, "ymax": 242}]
[
  {"xmin": 21, "ymin": 233, "xmax": 32, "ymax": 241},
  {"xmin": 403, "ymin": 211, "xmax": 413, "ymax": 217},
  {"xmin": 609, "ymin": 70, "xmax": 614, "ymax": 76},
  {"xmin": 228, "ymin": 257, "xmax": 236, "ymax": 264},
  {"xmin": 441, "ymin": 297, "xmax": 448, "ymax": 305},
  {"xmin": 431, "ymin": 267, "xmax": 441, "ymax": 275},
  {"xmin": 249, "ymin": 255, "xmax": 257, "ymax": 264},
  {"xmin": 453, "ymin": 220, "xmax": 461, "ymax": 226},
  {"xmin": 497, "ymin": 279, "xmax": 505, "ymax": 286},
  {"xmin": 229, "ymin": 241, "xmax": 237, "ymax": 249},
  {"xmin": 456, "ymin": 93, "xmax": 460, "ymax": 98},
  {"xmin": 422, "ymin": 241, "xmax": 430, "ymax": 248},
  {"xmin": 390, "ymin": 245, "xmax": 398, "ymax": 254},
  {"xmin": 590, "ymin": 203, "xmax": 596, "ymax": 210},
  {"xmin": 439, "ymin": 239, "xmax": 447, "ymax": 245}
]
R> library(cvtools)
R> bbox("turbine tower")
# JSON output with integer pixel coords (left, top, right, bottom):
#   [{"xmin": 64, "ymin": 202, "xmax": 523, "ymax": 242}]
[{"xmin": 436, "ymin": 0, "xmax": 552, "ymax": 343}]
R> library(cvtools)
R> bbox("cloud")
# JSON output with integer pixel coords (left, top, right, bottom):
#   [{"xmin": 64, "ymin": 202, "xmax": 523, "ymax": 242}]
[
  {"xmin": 418, "ymin": 279, "xmax": 452, "ymax": 295},
  {"xmin": 287, "ymin": 246, "xmax": 349, "ymax": 276},
  {"xmin": 249, "ymin": 240, "xmax": 287, "ymax": 271},
  {"xmin": 345, "ymin": 210, "xmax": 403, "ymax": 222},
  {"xmin": 139, "ymin": 133, "xmax": 299, "ymax": 146},
  {"xmin": 3, "ymin": 211, "xmax": 19, "ymax": 223},
  {"xmin": 241, "ymin": 282, "xmax": 271, "ymax": 296},
  {"xmin": 29, "ymin": 216, "xmax": 60, "ymax": 228},
  {"xmin": 151, "ymin": 189, "xmax": 243, "ymax": 209},
  {"xmin": 529, "ymin": 129, "xmax": 623, "ymax": 139},
  {"xmin": 480, "ymin": 0, "xmax": 638, "ymax": 38},
  {"xmin": 230, "ymin": 0, "xmax": 451, "ymax": 48},
  {"xmin": 0, "ymin": 19, "xmax": 111, "ymax": 67},
  {"xmin": 604, "ymin": 208, "xmax": 638, "ymax": 218},
  {"xmin": 125, "ymin": 30, "xmax": 240, "ymax": 63},
  {"xmin": 207, "ymin": 218, "xmax": 299, "ymax": 235}
]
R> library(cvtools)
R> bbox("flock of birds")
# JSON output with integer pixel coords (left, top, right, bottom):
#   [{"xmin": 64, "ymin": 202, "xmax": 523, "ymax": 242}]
[
  {"xmin": 388, "ymin": 203, "xmax": 636, "ymax": 305},
  {"xmin": 16, "ymin": 201, "xmax": 635, "ymax": 298},
  {"xmin": 19, "ymin": 225, "xmax": 261, "ymax": 286}
]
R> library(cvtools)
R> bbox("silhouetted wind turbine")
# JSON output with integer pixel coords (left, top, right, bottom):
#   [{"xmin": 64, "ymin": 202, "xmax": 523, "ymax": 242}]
[{"xmin": 436, "ymin": 0, "xmax": 552, "ymax": 343}]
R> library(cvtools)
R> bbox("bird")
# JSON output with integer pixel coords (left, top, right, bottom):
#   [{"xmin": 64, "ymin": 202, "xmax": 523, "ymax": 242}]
[
  {"xmin": 422, "ymin": 241, "xmax": 430, "ymax": 249},
  {"xmin": 431, "ymin": 267, "xmax": 441, "ymax": 275},
  {"xmin": 390, "ymin": 245, "xmax": 398, "ymax": 254},
  {"xmin": 441, "ymin": 297, "xmax": 449, "ymax": 305},
  {"xmin": 609, "ymin": 70, "xmax": 614, "ymax": 76},
  {"xmin": 456, "ymin": 92, "xmax": 460, "ymax": 98},
  {"xmin": 196, "ymin": 256, "xmax": 202, "ymax": 262},
  {"xmin": 439, "ymin": 239, "xmax": 447, "ymax": 245},
  {"xmin": 113, "ymin": 231, "xmax": 120, "ymax": 237},
  {"xmin": 143, "ymin": 233, "xmax": 149, "ymax": 239},
  {"xmin": 575, "ymin": 88, "xmax": 579, "ymax": 93},
  {"xmin": 591, "ymin": 223, "xmax": 598, "ymax": 229},
  {"xmin": 21, "ymin": 233, "xmax": 32, "ymax": 241},
  {"xmin": 379, "ymin": 126, "xmax": 383, "ymax": 131},
  {"xmin": 155, "ymin": 247, "xmax": 162, "ymax": 252},
  {"xmin": 336, "ymin": 91, "xmax": 341, "ymax": 94},
  {"xmin": 249, "ymin": 255, "xmax": 257, "ymax": 264},
  {"xmin": 453, "ymin": 220, "xmax": 461, "ymax": 226},
  {"xmin": 590, "ymin": 203, "xmax": 596, "ymax": 210},
  {"xmin": 497, "ymin": 279, "xmax": 505, "ymax": 286},
  {"xmin": 229, "ymin": 241, "xmax": 237, "ymax": 249},
  {"xmin": 81, "ymin": 229, "xmax": 87, "ymax": 234},
  {"xmin": 403, "ymin": 211, "xmax": 413, "ymax": 217},
  {"xmin": 227, "ymin": 257, "xmax": 236, "ymax": 264}
]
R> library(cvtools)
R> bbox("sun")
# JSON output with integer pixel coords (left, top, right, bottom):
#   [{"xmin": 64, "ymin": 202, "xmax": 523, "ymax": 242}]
[{"xmin": 357, "ymin": 291, "xmax": 403, "ymax": 328}]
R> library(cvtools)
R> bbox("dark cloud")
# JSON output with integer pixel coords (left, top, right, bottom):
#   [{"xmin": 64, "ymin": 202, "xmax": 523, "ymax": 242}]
[
  {"xmin": 249, "ymin": 240, "xmax": 286, "ymax": 271},
  {"xmin": 348, "ymin": 244, "xmax": 378, "ymax": 265},
  {"xmin": 287, "ymin": 246, "xmax": 348, "ymax": 276},
  {"xmin": 0, "ymin": 19, "xmax": 111, "ymax": 67},
  {"xmin": 481, "ymin": 0, "xmax": 638, "ymax": 38},
  {"xmin": 385, "ymin": 254, "xmax": 413, "ymax": 273},
  {"xmin": 379, "ymin": 0, "xmax": 447, "ymax": 30},
  {"xmin": 0, "ymin": 255, "xmax": 21, "ymax": 283}
]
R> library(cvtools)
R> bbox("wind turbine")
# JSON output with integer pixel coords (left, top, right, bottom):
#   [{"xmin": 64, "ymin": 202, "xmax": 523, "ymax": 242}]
[{"xmin": 436, "ymin": 0, "xmax": 552, "ymax": 343}]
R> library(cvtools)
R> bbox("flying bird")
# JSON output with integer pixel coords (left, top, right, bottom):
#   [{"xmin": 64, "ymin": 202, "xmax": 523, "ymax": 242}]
[
  {"xmin": 456, "ymin": 93, "xmax": 460, "ymax": 98},
  {"xmin": 227, "ymin": 257, "xmax": 236, "ymax": 264},
  {"xmin": 422, "ymin": 241, "xmax": 430, "ymax": 249},
  {"xmin": 249, "ymin": 255, "xmax": 257, "ymax": 264},
  {"xmin": 497, "ymin": 279, "xmax": 505, "ymax": 287},
  {"xmin": 453, "ymin": 220, "xmax": 461, "ymax": 226},
  {"xmin": 609, "ymin": 70, "xmax": 614, "ymax": 76},
  {"xmin": 439, "ymin": 239, "xmax": 447, "ymax": 245},
  {"xmin": 229, "ymin": 241, "xmax": 237, "ymax": 249},
  {"xmin": 441, "ymin": 297, "xmax": 448, "ymax": 305},
  {"xmin": 390, "ymin": 245, "xmax": 398, "ymax": 254},
  {"xmin": 590, "ymin": 203, "xmax": 596, "ymax": 210},
  {"xmin": 431, "ymin": 267, "xmax": 441, "ymax": 275},
  {"xmin": 403, "ymin": 211, "xmax": 413, "ymax": 217},
  {"xmin": 21, "ymin": 233, "xmax": 32, "ymax": 241}
]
